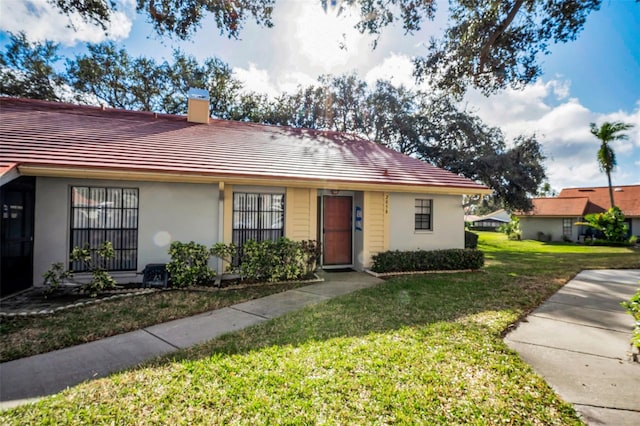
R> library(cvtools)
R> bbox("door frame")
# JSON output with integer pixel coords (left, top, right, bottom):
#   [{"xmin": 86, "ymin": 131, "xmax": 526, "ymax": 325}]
[{"xmin": 319, "ymin": 192, "xmax": 354, "ymax": 269}]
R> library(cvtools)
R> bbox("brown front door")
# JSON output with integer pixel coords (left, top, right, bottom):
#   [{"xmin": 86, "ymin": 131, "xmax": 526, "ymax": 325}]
[{"xmin": 323, "ymin": 196, "xmax": 352, "ymax": 266}]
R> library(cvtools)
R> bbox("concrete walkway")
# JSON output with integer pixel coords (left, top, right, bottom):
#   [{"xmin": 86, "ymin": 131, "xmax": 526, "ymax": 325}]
[
  {"xmin": 505, "ymin": 269, "xmax": 640, "ymax": 426},
  {"xmin": 0, "ymin": 271, "xmax": 383, "ymax": 409}
]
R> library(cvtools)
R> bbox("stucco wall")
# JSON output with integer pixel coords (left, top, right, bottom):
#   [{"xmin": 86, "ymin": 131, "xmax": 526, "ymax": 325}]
[
  {"xmin": 519, "ymin": 217, "xmax": 581, "ymax": 241},
  {"xmin": 631, "ymin": 218, "xmax": 640, "ymax": 238},
  {"xmin": 353, "ymin": 192, "xmax": 365, "ymax": 270},
  {"xmin": 389, "ymin": 193, "xmax": 464, "ymax": 250},
  {"xmin": 33, "ymin": 177, "xmax": 218, "ymax": 285}
]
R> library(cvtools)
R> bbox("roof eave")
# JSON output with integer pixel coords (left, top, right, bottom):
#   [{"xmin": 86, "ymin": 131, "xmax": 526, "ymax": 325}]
[{"xmin": 18, "ymin": 164, "xmax": 491, "ymax": 196}]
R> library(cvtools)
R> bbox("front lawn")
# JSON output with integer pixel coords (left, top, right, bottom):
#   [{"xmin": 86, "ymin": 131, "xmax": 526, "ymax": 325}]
[
  {"xmin": 0, "ymin": 281, "xmax": 312, "ymax": 362},
  {"xmin": 2, "ymin": 233, "xmax": 638, "ymax": 424}
]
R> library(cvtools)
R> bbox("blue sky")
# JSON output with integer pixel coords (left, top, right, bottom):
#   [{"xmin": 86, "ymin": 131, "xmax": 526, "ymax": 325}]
[{"xmin": 1, "ymin": 0, "xmax": 638, "ymax": 192}]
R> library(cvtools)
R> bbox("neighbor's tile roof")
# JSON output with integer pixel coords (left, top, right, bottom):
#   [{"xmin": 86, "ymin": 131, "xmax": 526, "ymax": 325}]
[
  {"xmin": 519, "ymin": 197, "xmax": 590, "ymax": 217},
  {"xmin": 518, "ymin": 185, "xmax": 640, "ymax": 217},
  {"xmin": 559, "ymin": 186, "xmax": 640, "ymax": 217},
  {"xmin": 0, "ymin": 97, "xmax": 488, "ymax": 192}
]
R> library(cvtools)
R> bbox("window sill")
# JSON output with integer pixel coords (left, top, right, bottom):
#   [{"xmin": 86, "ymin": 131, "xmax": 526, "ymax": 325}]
[{"xmin": 414, "ymin": 229, "xmax": 434, "ymax": 234}]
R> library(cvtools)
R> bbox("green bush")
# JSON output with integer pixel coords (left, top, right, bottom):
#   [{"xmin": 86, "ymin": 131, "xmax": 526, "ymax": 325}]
[
  {"xmin": 579, "ymin": 206, "xmax": 628, "ymax": 242},
  {"xmin": 621, "ymin": 287, "xmax": 640, "ymax": 350},
  {"xmin": 371, "ymin": 249, "xmax": 484, "ymax": 273},
  {"xmin": 43, "ymin": 241, "xmax": 118, "ymax": 297},
  {"xmin": 167, "ymin": 241, "xmax": 216, "ymax": 287},
  {"xmin": 498, "ymin": 216, "xmax": 522, "ymax": 240},
  {"xmin": 212, "ymin": 238, "xmax": 320, "ymax": 283},
  {"xmin": 69, "ymin": 241, "xmax": 117, "ymax": 296},
  {"xmin": 465, "ymin": 231, "xmax": 479, "ymax": 249}
]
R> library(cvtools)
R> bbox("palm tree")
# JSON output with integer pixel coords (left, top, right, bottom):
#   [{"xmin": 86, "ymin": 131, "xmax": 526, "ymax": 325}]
[{"xmin": 589, "ymin": 121, "xmax": 634, "ymax": 208}]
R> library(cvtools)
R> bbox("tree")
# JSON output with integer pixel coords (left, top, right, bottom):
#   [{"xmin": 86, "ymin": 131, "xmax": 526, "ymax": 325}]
[
  {"xmin": 365, "ymin": 81, "xmax": 421, "ymax": 155},
  {"xmin": 66, "ymin": 42, "xmax": 144, "ymax": 109},
  {"xmin": 65, "ymin": 43, "xmax": 244, "ymax": 116},
  {"xmin": 0, "ymin": 32, "xmax": 65, "ymax": 101},
  {"xmin": 589, "ymin": 121, "xmax": 634, "ymax": 208},
  {"xmin": 413, "ymin": 0, "xmax": 602, "ymax": 97},
  {"xmin": 251, "ymin": 73, "xmax": 546, "ymax": 211},
  {"xmin": 47, "ymin": 0, "xmax": 609, "ymax": 96}
]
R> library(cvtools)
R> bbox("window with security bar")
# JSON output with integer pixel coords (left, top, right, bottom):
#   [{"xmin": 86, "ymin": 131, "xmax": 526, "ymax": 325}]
[
  {"xmin": 232, "ymin": 193, "xmax": 284, "ymax": 263},
  {"xmin": 70, "ymin": 186, "xmax": 139, "ymax": 272}
]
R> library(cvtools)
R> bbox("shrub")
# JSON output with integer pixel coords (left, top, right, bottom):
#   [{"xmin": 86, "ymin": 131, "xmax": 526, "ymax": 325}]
[
  {"xmin": 42, "ymin": 262, "xmax": 72, "ymax": 296},
  {"xmin": 43, "ymin": 241, "xmax": 118, "ymax": 297},
  {"xmin": 584, "ymin": 238, "xmax": 635, "ymax": 247},
  {"xmin": 498, "ymin": 216, "xmax": 521, "ymax": 240},
  {"xmin": 69, "ymin": 241, "xmax": 117, "ymax": 296},
  {"xmin": 167, "ymin": 241, "xmax": 216, "ymax": 287},
  {"xmin": 212, "ymin": 238, "xmax": 320, "ymax": 283},
  {"xmin": 621, "ymin": 287, "xmax": 640, "ymax": 351},
  {"xmin": 371, "ymin": 249, "xmax": 484, "ymax": 273},
  {"xmin": 465, "ymin": 231, "xmax": 479, "ymax": 249},
  {"xmin": 578, "ymin": 206, "xmax": 628, "ymax": 242}
]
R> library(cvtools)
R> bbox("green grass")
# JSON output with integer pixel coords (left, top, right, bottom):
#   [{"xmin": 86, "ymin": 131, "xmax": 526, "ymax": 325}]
[
  {"xmin": 2, "ymin": 233, "xmax": 638, "ymax": 424},
  {"xmin": 0, "ymin": 281, "xmax": 311, "ymax": 362}
]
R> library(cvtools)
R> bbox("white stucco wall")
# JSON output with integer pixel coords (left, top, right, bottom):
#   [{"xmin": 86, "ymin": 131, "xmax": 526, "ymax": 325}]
[
  {"xmin": 389, "ymin": 193, "xmax": 464, "ymax": 251},
  {"xmin": 631, "ymin": 218, "xmax": 640, "ymax": 239},
  {"xmin": 33, "ymin": 177, "xmax": 219, "ymax": 285},
  {"xmin": 519, "ymin": 217, "xmax": 584, "ymax": 241}
]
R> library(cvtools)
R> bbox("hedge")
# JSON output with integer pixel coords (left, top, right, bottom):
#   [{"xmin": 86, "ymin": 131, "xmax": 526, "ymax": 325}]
[
  {"xmin": 465, "ymin": 231, "xmax": 479, "ymax": 249},
  {"xmin": 371, "ymin": 249, "xmax": 484, "ymax": 273}
]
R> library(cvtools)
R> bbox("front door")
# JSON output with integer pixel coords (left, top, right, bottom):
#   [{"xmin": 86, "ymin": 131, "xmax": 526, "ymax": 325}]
[
  {"xmin": 322, "ymin": 196, "xmax": 352, "ymax": 266},
  {"xmin": 1, "ymin": 176, "xmax": 35, "ymax": 297}
]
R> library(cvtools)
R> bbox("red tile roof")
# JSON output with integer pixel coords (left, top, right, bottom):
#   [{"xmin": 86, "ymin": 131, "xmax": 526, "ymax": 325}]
[
  {"xmin": 520, "ymin": 197, "xmax": 590, "ymax": 217},
  {"xmin": 0, "ymin": 97, "xmax": 488, "ymax": 193},
  {"xmin": 559, "ymin": 186, "xmax": 640, "ymax": 216},
  {"xmin": 518, "ymin": 185, "xmax": 640, "ymax": 217}
]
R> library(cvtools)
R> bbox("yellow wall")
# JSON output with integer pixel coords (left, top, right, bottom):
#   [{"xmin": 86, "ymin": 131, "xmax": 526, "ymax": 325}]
[
  {"xmin": 362, "ymin": 191, "xmax": 390, "ymax": 268},
  {"xmin": 285, "ymin": 187, "xmax": 318, "ymax": 241},
  {"xmin": 223, "ymin": 184, "xmax": 233, "ymax": 244}
]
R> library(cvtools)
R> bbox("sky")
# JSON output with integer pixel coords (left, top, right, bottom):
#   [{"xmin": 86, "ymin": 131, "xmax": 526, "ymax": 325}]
[{"xmin": 1, "ymin": 0, "xmax": 639, "ymax": 193}]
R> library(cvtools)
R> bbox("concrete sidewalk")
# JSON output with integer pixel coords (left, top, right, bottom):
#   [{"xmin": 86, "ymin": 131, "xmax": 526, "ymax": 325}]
[
  {"xmin": 505, "ymin": 269, "xmax": 640, "ymax": 426},
  {"xmin": 0, "ymin": 271, "xmax": 383, "ymax": 409}
]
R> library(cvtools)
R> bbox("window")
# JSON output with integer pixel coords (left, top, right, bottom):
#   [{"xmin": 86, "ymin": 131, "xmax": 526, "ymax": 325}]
[
  {"xmin": 70, "ymin": 187, "xmax": 139, "ymax": 271},
  {"xmin": 232, "ymin": 193, "xmax": 284, "ymax": 261},
  {"xmin": 562, "ymin": 218, "xmax": 573, "ymax": 237},
  {"xmin": 415, "ymin": 199, "xmax": 433, "ymax": 231}
]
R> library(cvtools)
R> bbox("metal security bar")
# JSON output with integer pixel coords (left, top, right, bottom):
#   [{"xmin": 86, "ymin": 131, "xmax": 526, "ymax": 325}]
[
  {"xmin": 70, "ymin": 187, "xmax": 139, "ymax": 271},
  {"xmin": 232, "ymin": 193, "xmax": 284, "ymax": 265}
]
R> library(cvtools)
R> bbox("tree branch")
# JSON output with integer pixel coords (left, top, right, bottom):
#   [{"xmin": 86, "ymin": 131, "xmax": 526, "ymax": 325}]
[{"xmin": 478, "ymin": 0, "xmax": 526, "ymax": 73}]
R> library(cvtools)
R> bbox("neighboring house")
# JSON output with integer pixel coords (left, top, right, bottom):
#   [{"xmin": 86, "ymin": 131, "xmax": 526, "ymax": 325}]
[
  {"xmin": 517, "ymin": 185, "xmax": 640, "ymax": 242},
  {"xmin": 466, "ymin": 209, "xmax": 511, "ymax": 230},
  {"xmin": 0, "ymin": 96, "xmax": 489, "ymax": 296}
]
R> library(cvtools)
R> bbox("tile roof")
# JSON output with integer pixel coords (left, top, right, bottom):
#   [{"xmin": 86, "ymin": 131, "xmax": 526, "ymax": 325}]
[
  {"xmin": 518, "ymin": 185, "xmax": 640, "ymax": 217},
  {"xmin": 0, "ymin": 97, "xmax": 488, "ymax": 193},
  {"xmin": 520, "ymin": 197, "xmax": 590, "ymax": 217},
  {"xmin": 559, "ymin": 186, "xmax": 640, "ymax": 217}
]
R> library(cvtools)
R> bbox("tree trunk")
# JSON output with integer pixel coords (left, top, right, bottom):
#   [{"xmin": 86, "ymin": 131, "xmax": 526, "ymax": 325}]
[{"xmin": 607, "ymin": 171, "xmax": 615, "ymax": 208}]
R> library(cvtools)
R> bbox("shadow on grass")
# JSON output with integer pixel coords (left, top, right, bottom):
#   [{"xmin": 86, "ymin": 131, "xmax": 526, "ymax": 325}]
[{"xmin": 147, "ymin": 277, "xmax": 546, "ymax": 365}]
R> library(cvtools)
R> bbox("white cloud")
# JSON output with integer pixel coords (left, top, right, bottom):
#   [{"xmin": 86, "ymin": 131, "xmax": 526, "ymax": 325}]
[
  {"xmin": 0, "ymin": 0, "xmax": 133, "ymax": 46},
  {"xmin": 364, "ymin": 53, "xmax": 417, "ymax": 88},
  {"xmin": 234, "ymin": 63, "xmax": 278, "ymax": 98},
  {"xmin": 464, "ymin": 78, "xmax": 640, "ymax": 190}
]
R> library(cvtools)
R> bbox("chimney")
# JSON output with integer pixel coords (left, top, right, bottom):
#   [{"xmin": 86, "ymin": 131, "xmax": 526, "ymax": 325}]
[{"xmin": 187, "ymin": 88, "xmax": 210, "ymax": 124}]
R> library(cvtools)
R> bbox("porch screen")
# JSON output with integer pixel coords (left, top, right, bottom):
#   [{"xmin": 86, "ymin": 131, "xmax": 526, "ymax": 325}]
[
  {"xmin": 70, "ymin": 187, "xmax": 139, "ymax": 272},
  {"xmin": 232, "ymin": 193, "xmax": 284, "ymax": 262}
]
